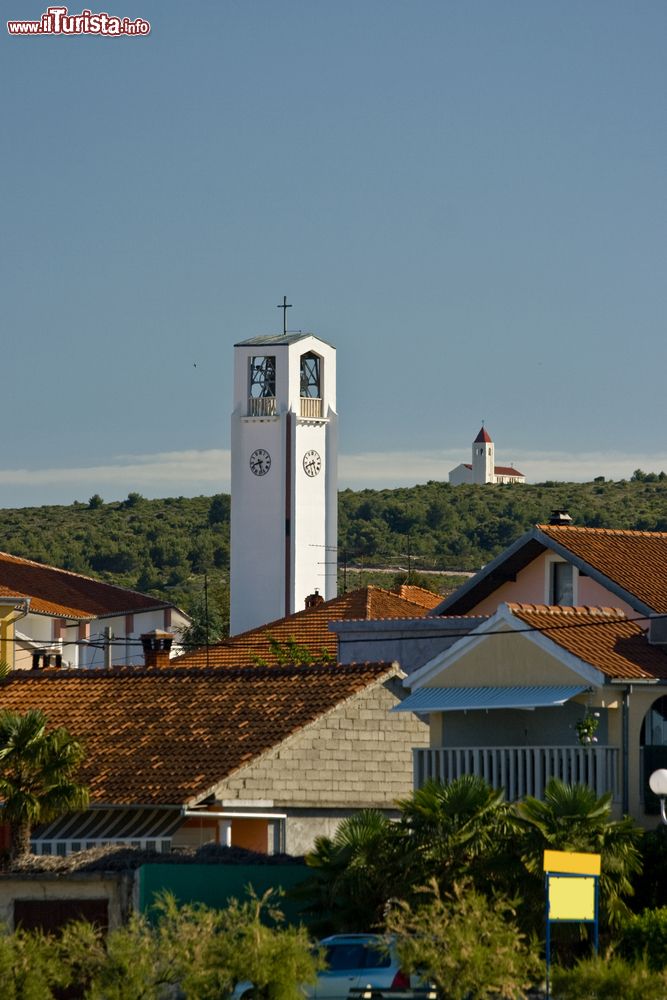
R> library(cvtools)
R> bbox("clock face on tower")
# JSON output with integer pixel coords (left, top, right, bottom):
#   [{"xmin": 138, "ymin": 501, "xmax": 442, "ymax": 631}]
[
  {"xmin": 249, "ymin": 448, "xmax": 271, "ymax": 476},
  {"xmin": 303, "ymin": 449, "xmax": 321, "ymax": 477}
]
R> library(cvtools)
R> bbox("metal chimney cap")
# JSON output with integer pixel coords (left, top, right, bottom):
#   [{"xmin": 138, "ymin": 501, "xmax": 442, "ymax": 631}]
[{"xmin": 549, "ymin": 509, "xmax": 573, "ymax": 526}]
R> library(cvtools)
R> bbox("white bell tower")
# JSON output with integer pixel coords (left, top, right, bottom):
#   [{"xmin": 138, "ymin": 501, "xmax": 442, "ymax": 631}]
[
  {"xmin": 230, "ymin": 331, "xmax": 338, "ymax": 635},
  {"xmin": 472, "ymin": 425, "xmax": 494, "ymax": 484}
]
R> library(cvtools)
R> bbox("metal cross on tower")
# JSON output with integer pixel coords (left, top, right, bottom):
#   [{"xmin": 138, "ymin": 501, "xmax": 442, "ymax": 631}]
[{"xmin": 277, "ymin": 295, "xmax": 292, "ymax": 335}]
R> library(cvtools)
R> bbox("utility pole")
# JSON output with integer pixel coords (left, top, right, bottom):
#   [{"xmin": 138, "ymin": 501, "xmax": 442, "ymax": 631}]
[
  {"xmin": 103, "ymin": 626, "xmax": 113, "ymax": 670},
  {"xmin": 204, "ymin": 573, "xmax": 210, "ymax": 669}
]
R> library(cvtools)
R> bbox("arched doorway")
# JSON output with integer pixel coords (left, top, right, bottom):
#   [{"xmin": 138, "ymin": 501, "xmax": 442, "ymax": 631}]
[{"xmin": 641, "ymin": 696, "xmax": 667, "ymax": 814}]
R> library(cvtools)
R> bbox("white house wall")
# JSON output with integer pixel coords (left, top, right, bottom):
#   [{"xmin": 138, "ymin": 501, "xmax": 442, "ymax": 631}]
[
  {"xmin": 448, "ymin": 464, "xmax": 472, "ymax": 485},
  {"xmin": 15, "ymin": 607, "xmax": 188, "ymax": 671}
]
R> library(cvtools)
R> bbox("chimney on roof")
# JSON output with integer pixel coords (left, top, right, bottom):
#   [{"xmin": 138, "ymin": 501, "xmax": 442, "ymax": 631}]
[
  {"xmin": 304, "ymin": 589, "xmax": 324, "ymax": 610},
  {"xmin": 141, "ymin": 629, "xmax": 174, "ymax": 669},
  {"xmin": 648, "ymin": 615, "xmax": 667, "ymax": 646},
  {"xmin": 31, "ymin": 649, "xmax": 62, "ymax": 671},
  {"xmin": 549, "ymin": 509, "xmax": 573, "ymax": 526}
]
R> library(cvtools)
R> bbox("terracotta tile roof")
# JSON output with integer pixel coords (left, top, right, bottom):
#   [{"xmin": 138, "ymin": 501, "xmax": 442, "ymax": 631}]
[
  {"xmin": 474, "ymin": 426, "xmax": 493, "ymax": 443},
  {"xmin": 0, "ymin": 551, "xmax": 173, "ymax": 620},
  {"xmin": 0, "ymin": 663, "xmax": 395, "ymax": 807},
  {"xmin": 538, "ymin": 524, "xmax": 667, "ymax": 613},
  {"xmin": 494, "ymin": 465, "xmax": 524, "ymax": 477},
  {"xmin": 393, "ymin": 585, "xmax": 443, "ymax": 609},
  {"xmin": 0, "ymin": 584, "xmax": 89, "ymax": 621},
  {"xmin": 507, "ymin": 602, "xmax": 667, "ymax": 680},
  {"xmin": 176, "ymin": 586, "xmax": 431, "ymax": 669},
  {"xmin": 458, "ymin": 464, "xmax": 523, "ymax": 477}
]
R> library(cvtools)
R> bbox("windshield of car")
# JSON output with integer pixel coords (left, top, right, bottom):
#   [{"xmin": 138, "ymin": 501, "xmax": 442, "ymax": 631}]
[{"xmin": 324, "ymin": 943, "xmax": 391, "ymax": 971}]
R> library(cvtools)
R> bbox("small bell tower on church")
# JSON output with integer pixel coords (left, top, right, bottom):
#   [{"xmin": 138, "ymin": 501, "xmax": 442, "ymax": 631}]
[
  {"xmin": 472, "ymin": 424, "xmax": 494, "ymax": 484},
  {"xmin": 230, "ymin": 318, "xmax": 338, "ymax": 635}
]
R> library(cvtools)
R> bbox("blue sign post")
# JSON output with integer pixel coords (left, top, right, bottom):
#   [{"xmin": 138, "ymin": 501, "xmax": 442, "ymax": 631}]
[{"xmin": 543, "ymin": 850, "xmax": 601, "ymax": 999}]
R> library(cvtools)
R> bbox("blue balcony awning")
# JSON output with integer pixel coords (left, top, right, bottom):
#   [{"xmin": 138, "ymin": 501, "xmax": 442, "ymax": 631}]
[{"xmin": 393, "ymin": 685, "xmax": 587, "ymax": 713}]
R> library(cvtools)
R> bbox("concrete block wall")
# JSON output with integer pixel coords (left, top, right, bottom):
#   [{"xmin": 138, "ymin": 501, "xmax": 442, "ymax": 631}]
[{"xmin": 218, "ymin": 673, "xmax": 428, "ymax": 809}]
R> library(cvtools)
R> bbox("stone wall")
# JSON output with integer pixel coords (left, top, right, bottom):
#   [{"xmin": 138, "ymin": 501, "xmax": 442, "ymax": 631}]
[{"xmin": 219, "ymin": 671, "xmax": 428, "ymax": 811}]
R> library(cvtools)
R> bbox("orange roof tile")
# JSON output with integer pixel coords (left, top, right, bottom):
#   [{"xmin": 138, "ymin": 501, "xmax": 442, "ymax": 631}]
[
  {"xmin": 176, "ymin": 586, "xmax": 431, "ymax": 668},
  {"xmin": 475, "ymin": 426, "xmax": 493, "ymax": 443},
  {"xmin": 393, "ymin": 585, "xmax": 443, "ymax": 610},
  {"xmin": 538, "ymin": 524, "xmax": 667, "ymax": 614},
  {"xmin": 494, "ymin": 465, "xmax": 524, "ymax": 477},
  {"xmin": 0, "ymin": 551, "xmax": 173, "ymax": 620},
  {"xmin": 0, "ymin": 663, "xmax": 395, "ymax": 807},
  {"xmin": 507, "ymin": 602, "xmax": 667, "ymax": 680},
  {"xmin": 461, "ymin": 464, "xmax": 523, "ymax": 477}
]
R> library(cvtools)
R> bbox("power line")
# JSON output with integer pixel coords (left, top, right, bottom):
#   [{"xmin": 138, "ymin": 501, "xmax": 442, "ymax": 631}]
[{"xmin": 0, "ymin": 612, "xmax": 662, "ymax": 658}]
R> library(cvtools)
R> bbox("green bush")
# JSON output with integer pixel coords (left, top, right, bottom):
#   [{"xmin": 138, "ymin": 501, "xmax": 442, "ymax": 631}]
[
  {"xmin": 552, "ymin": 954, "xmax": 667, "ymax": 999},
  {"xmin": 0, "ymin": 891, "xmax": 320, "ymax": 1000},
  {"xmin": 0, "ymin": 925, "xmax": 66, "ymax": 998},
  {"xmin": 386, "ymin": 879, "xmax": 541, "ymax": 1000},
  {"xmin": 619, "ymin": 907, "xmax": 667, "ymax": 971}
]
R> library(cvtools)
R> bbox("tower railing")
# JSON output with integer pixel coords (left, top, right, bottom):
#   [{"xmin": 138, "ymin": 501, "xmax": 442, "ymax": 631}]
[
  {"xmin": 300, "ymin": 397, "xmax": 323, "ymax": 418},
  {"xmin": 247, "ymin": 397, "xmax": 277, "ymax": 417}
]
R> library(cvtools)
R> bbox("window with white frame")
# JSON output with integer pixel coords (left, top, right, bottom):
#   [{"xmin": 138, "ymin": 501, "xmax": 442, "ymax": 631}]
[{"xmin": 549, "ymin": 560, "xmax": 575, "ymax": 605}]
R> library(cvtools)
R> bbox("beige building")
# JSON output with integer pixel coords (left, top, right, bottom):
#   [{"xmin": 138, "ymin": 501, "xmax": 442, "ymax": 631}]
[{"xmin": 335, "ymin": 521, "xmax": 667, "ymax": 826}]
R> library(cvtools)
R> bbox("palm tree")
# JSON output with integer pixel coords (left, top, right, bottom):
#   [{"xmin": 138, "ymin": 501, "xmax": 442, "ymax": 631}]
[
  {"xmin": 516, "ymin": 779, "xmax": 643, "ymax": 930},
  {"xmin": 0, "ymin": 709, "xmax": 89, "ymax": 860},
  {"xmin": 396, "ymin": 776, "xmax": 517, "ymax": 896},
  {"xmin": 294, "ymin": 809, "xmax": 401, "ymax": 933}
]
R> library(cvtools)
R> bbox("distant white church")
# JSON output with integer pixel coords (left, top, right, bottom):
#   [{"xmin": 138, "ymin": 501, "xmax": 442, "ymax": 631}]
[{"xmin": 449, "ymin": 426, "xmax": 526, "ymax": 485}]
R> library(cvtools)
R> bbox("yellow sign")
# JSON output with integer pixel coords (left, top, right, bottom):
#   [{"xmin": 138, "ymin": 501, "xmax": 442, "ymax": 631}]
[
  {"xmin": 543, "ymin": 850, "xmax": 601, "ymax": 876},
  {"xmin": 548, "ymin": 875, "xmax": 596, "ymax": 921}
]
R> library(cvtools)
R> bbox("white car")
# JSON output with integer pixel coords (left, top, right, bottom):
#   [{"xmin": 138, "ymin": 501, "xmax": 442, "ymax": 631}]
[
  {"xmin": 315, "ymin": 934, "xmax": 412, "ymax": 1000},
  {"xmin": 233, "ymin": 933, "xmax": 414, "ymax": 1000}
]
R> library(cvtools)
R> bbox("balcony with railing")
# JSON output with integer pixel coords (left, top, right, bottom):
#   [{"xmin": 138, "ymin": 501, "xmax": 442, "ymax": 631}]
[
  {"xmin": 414, "ymin": 745, "xmax": 621, "ymax": 801},
  {"xmin": 247, "ymin": 397, "xmax": 277, "ymax": 417},
  {"xmin": 300, "ymin": 397, "xmax": 323, "ymax": 419}
]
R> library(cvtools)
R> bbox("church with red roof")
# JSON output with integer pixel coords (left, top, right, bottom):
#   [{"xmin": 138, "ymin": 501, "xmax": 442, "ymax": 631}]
[{"xmin": 449, "ymin": 425, "xmax": 526, "ymax": 485}]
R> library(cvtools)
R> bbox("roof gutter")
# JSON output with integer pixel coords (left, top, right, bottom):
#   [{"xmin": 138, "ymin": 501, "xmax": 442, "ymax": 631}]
[
  {"xmin": 183, "ymin": 809, "xmax": 287, "ymax": 820},
  {"xmin": 89, "ymin": 803, "xmax": 186, "ymax": 812},
  {"xmin": 0, "ymin": 597, "xmax": 31, "ymax": 616},
  {"xmin": 608, "ymin": 678, "xmax": 663, "ymax": 684}
]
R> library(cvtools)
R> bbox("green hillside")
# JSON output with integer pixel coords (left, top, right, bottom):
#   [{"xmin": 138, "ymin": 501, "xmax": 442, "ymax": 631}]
[{"xmin": 0, "ymin": 474, "xmax": 666, "ymax": 626}]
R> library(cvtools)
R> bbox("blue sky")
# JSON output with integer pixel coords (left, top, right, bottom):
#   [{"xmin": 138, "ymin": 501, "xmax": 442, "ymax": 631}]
[{"xmin": 2, "ymin": 1, "xmax": 666, "ymax": 505}]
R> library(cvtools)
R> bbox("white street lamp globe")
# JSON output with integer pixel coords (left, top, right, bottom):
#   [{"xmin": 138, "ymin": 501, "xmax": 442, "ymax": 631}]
[{"xmin": 649, "ymin": 769, "xmax": 667, "ymax": 797}]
